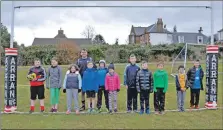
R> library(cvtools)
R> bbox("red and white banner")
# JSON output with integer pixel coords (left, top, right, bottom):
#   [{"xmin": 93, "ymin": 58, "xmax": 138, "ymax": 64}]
[
  {"xmin": 206, "ymin": 45, "xmax": 219, "ymax": 53},
  {"xmin": 5, "ymin": 48, "xmax": 18, "ymax": 56}
]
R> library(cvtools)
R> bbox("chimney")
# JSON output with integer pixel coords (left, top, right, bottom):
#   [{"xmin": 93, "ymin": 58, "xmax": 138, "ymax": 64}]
[
  {"xmin": 58, "ymin": 28, "xmax": 64, "ymax": 35},
  {"xmin": 198, "ymin": 27, "xmax": 203, "ymax": 33},
  {"xmin": 54, "ymin": 28, "xmax": 67, "ymax": 38},
  {"xmin": 157, "ymin": 18, "xmax": 163, "ymax": 32}
]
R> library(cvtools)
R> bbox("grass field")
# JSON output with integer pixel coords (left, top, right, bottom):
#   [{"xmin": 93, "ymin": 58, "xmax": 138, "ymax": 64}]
[{"xmin": 1, "ymin": 63, "xmax": 223, "ymax": 129}]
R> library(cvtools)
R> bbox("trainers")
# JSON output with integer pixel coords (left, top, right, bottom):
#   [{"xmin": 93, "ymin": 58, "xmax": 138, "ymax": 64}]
[
  {"xmin": 98, "ymin": 108, "xmax": 102, "ymax": 113},
  {"xmin": 87, "ymin": 109, "xmax": 92, "ymax": 113},
  {"xmin": 160, "ymin": 111, "xmax": 165, "ymax": 115},
  {"xmin": 195, "ymin": 105, "xmax": 199, "ymax": 109},
  {"xmin": 114, "ymin": 109, "xmax": 118, "ymax": 113},
  {"xmin": 80, "ymin": 106, "xmax": 85, "ymax": 111},
  {"xmin": 108, "ymin": 110, "xmax": 112, "ymax": 114},
  {"xmin": 155, "ymin": 111, "xmax": 159, "ymax": 115},
  {"xmin": 139, "ymin": 110, "xmax": 144, "ymax": 115},
  {"xmin": 29, "ymin": 110, "xmax": 34, "ymax": 114},
  {"xmin": 190, "ymin": 105, "xmax": 195, "ymax": 109},
  {"xmin": 133, "ymin": 110, "xmax": 138, "ymax": 113},
  {"xmin": 66, "ymin": 110, "xmax": 71, "ymax": 115},
  {"xmin": 106, "ymin": 108, "xmax": 109, "ymax": 112},
  {"xmin": 126, "ymin": 110, "xmax": 131, "ymax": 113},
  {"xmin": 75, "ymin": 110, "xmax": 80, "ymax": 115},
  {"xmin": 40, "ymin": 110, "xmax": 44, "ymax": 113},
  {"xmin": 53, "ymin": 109, "xmax": 57, "ymax": 113},
  {"xmin": 91, "ymin": 109, "xmax": 96, "ymax": 114},
  {"xmin": 50, "ymin": 108, "xmax": 54, "ymax": 112},
  {"xmin": 145, "ymin": 109, "xmax": 150, "ymax": 114}
]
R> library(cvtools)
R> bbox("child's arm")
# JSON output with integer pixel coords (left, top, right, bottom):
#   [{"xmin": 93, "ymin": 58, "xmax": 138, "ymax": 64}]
[
  {"xmin": 123, "ymin": 65, "xmax": 129, "ymax": 86},
  {"xmin": 136, "ymin": 71, "xmax": 140, "ymax": 92},
  {"xmin": 175, "ymin": 75, "xmax": 180, "ymax": 90},
  {"xmin": 63, "ymin": 74, "xmax": 67, "ymax": 89},
  {"xmin": 37, "ymin": 67, "xmax": 46, "ymax": 82},
  {"xmin": 58, "ymin": 66, "xmax": 63, "ymax": 89},
  {"xmin": 78, "ymin": 74, "xmax": 82, "ymax": 89},
  {"xmin": 46, "ymin": 68, "xmax": 50, "ymax": 89},
  {"xmin": 117, "ymin": 74, "xmax": 121, "ymax": 90},
  {"xmin": 105, "ymin": 75, "xmax": 108, "ymax": 91},
  {"xmin": 82, "ymin": 73, "xmax": 86, "ymax": 92},
  {"xmin": 163, "ymin": 71, "xmax": 168, "ymax": 93},
  {"xmin": 153, "ymin": 72, "xmax": 157, "ymax": 92},
  {"xmin": 150, "ymin": 72, "xmax": 154, "ymax": 93}
]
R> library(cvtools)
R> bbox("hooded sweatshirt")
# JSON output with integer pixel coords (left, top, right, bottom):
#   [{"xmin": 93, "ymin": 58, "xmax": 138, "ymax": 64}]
[
  {"xmin": 82, "ymin": 68, "xmax": 98, "ymax": 92},
  {"xmin": 153, "ymin": 69, "xmax": 168, "ymax": 93}
]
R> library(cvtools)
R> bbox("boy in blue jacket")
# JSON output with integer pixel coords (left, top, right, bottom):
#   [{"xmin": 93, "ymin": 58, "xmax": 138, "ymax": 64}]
[
  {"xmin": 82, "ymin": 61, "xmax": 98, "ymax": 113},
  {"xmin": 97, "ymin": 60, "xmax": 109, "ymax": 112}
]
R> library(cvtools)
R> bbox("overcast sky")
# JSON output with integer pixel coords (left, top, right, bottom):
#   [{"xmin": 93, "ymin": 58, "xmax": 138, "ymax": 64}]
[{"xmin": 1, "ymin": 1, "xmax": 223, "ymax": 46}]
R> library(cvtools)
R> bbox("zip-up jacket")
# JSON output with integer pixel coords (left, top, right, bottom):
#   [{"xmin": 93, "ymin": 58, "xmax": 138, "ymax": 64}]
[
  {"xmin": 97, "ymin": 67, "xmax": 108, "ymax": 87},
  {"xmin": 46, "ymin": 65, "xmax": 62, "ymax": 88},
  {"xmin": 136, "ymin": 69, "xmax": 153, "ymax": 93},
  {"xmin": 105, "ymin": 73, "xmax": 120, "ymax": 91},
  {"xmin": 175, "ymin": 74, "xmax": 187, "ymax": 91},
  {"xmin": 186, "ymin": 66, "xmax": 204, "ymax": 90},
  {"xmin": 82, "ymin": 68, "xmax": 98, "ymax": 92},
  {"xmin": 63, "ymin": 72, "xmax": 82, "ymax": 89},
  {"xmin": 123, "ymin": 63, "xmax": 140, "ymax": 88},
  {"xmin": 153, "ymin": 69, "xmax": 168, "ymax": 93},
  {"xmin": 28, "ymin": 66, "xmax": 46, "ymax": 87}
]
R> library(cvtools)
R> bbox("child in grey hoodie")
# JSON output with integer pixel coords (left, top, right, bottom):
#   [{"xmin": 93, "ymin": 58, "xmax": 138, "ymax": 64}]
[{"xmin": 46, "ymin": 57, "xmax": 63, "ymax": 112}]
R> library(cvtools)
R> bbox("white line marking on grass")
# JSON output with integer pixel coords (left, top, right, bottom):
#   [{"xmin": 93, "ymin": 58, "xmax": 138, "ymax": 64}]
[{"xmin": 1, "ymin": 107, "xmax": 222, "ymax": 115}]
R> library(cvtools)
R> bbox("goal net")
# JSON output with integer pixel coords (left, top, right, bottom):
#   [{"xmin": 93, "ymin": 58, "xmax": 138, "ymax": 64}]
[{"xmin": 170, "ymin": 43, "xmax": 207, "ymax": 77}]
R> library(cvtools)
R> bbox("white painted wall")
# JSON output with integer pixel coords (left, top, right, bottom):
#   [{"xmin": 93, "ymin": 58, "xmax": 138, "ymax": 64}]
[
  {"xmin": 218, "ymin": 31, "xmax": 223, "ymax": 40},
  {"xmin": 150, "ymin": 33, "xmax": 172, "ymax": 45}
]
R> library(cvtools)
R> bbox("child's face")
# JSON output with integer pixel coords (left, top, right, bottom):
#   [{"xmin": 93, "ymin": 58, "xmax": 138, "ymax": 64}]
[
  {"xmin": 99, "ymin": 63, "xmax": 105, "ymax": 68},
  {"xmin": 51, "ymin": 60, "xmax": 58, "ymax": 66},
  {"xmin": 129, "ymin": 57, "xmax": 136, "ymax": 64},
  {"xmin": 178, "ymin": 68, "xmax": 185, "ymax": 74},
  {"xmin": 109, "ymin": 69, "xmax": 114, "ymax": 73},
  {"xmin": 81, "ymin": 50, "xmax": 88, "ymax": 58},
  {"xmin": 71, "ymin": 66, "xmax": 76, "ymax": 73},
  {"xmin": 194, "ymin": 61, "xmax": 200, "ymax": 68},
  {"xmin": 142, "ymin": 63, "xmax": 148, "ymax": 69},
  {"xmin": 34, "ymin": 60, "xmax": 41, "ymax": 67},
  {"xmin": 157, "ymin": 64, "xmax": 164, "ymax": 70},
  {"xmin": 87, "ymin": 63, "xmax": 93, "ymax": 68}
]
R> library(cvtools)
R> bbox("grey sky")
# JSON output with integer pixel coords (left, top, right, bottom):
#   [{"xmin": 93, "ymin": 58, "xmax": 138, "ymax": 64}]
[{"xmin": 1, "ymin": 1, "xmax": 223, "ymax": 45}]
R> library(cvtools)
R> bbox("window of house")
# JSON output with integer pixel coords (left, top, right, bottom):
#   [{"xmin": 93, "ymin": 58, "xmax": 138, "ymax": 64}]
[
  {"xmin": 197, "ymin": 36, "xmax": 203, "ymax": 43},
  {"xmin": 178, "ymin": 36, "xmax": 184, "ymax": 43},
  {"xmin": 131, "ymin": 35, "xmax": 135, "ymax": 44}
]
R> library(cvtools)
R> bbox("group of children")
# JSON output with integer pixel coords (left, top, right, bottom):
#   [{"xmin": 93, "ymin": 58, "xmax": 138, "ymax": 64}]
[{"xmin": 27, "ymin": 49, "xmax": 204, "ymax": 115}]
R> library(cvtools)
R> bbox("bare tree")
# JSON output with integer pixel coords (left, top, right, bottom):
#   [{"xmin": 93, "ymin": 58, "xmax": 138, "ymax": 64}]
[{"xmin": 81, "ymin": 25, "xmax": 96, "ymax": 39}]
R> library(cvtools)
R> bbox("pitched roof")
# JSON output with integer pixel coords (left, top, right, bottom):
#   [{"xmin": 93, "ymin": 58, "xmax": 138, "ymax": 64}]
[
  {"xmin": 133, "ymin": 26, "xmax": 147, "ymax": 35},
  {"xmin": 218, "ymin": 28, "xmax": 223, "ymax": 32},
  {"xmin": 146, "ymin": 24, "xmax": 172, "ymax": 34},
  {"xmin": 32, "ymin": 38, "xmax": 92, "ymax": 46},
  {"xmin": 172, "ymin": 32, "xmax": 209, "ymax": 43}
]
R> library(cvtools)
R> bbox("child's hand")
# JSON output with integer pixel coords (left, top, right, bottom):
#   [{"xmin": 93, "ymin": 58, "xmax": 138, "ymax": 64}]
[
  {"xmin": 126, "ymin": 85, "xmax": 128, "ymax": 89},
  {"xmin": 63, "ymin": 89, "xmax": 66, "ymax": 93},
  {"xmin": 117, "ymin": 89, "xmax": 120, "ymax": 92},
  {"xmin": 32, "ymin": 78, "xmax": 37, "ymax": 81},
  {"xmin": 78, "ymin": 89, "xmax": 81, "ymax": 93},
  {"xmin": 181, "ymin": 88, "xmax": 186, "ymax": 91}
]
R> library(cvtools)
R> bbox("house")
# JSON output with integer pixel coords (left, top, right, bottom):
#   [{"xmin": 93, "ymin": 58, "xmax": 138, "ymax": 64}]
[
  {"xmin": 32, "ymin": 28, "xmax": 92, "ymax": 47},
  {"xmin": 128, "ymin": 18, "xmax": 209, "ymax": 45},
  {"xmin": 217, "ymin": 28, "xmax": 223, "ymax": 41}
]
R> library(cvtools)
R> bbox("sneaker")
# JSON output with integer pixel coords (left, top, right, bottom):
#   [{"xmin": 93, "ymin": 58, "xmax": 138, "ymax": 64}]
[
  {"xmin": 190, "ymin": 105, "xmax": 195, "ymax": 109},
  {"xmin": 114, "ymin": 109, "xmax": 118, "ymax": 113},
  {"xmin": 126, "ymin": 110, "xmax": 131, "ymax": 113},
  {"xmin": 91, "ymin": 109, "xmax": 96, "ymax": 114},
  {"xmin": 29, "ymin": 110, "xmax": 34, "ymax": 114},
  {"xmin": 75, "ymin": 110, "xmax": 80, "ymax": 115},
  {"xmin": 66, "ymin": 110, "xmax": 71, "ymax": 115},
  {"xmin": 53, "ymin": 109, "xmax": 58, "ymax": 113},
  {"xmin": 40, "ymin": 110, "xmax": 44, "ymax": 113},
  {"xmin": 139, "ymin": 110, "xmax": 144, "ymax": 115},
  {"xmin": 80, "ymin": 106, "xmax": 85, "ymax": 111},
  {"xmin": 145, "ymin": 109, "xmax": 150, "ymax": 114},
  {"xmin": 50, "ymin": 108, "xmax": 54, "ymax": 112},
  {"xmin": 108, "ymin": 110, "xmax": 112, "ymax": 114},
  {"xmin": 133, "ymin": 110, "xmax": 138, "ymax": 113},
  {"xmin": 106, "ymin": 108, "xmax": 109, "ymax": 112},
  {"xmin": 98, "ymin": 108, "xmax": 102, "ymax": 113},
  {"xmin": 87, "ymin": 109, "xmax": 92, "ymax": 113},
  {"xmin": 195, "ymin": 105, "xmax": 199, "ymax": 109},
  {"xmin": 160, "ymin": 111, "xmax": 165, "ymax": 115},
  {"xmin": 154, "ymin": 111, "xmax": 159, "ymax": 115}
]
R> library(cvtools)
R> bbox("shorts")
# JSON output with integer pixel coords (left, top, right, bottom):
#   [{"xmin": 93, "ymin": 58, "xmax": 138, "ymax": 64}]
[
  {"xmin": 30, "ymin": 85, "xmax": 45, "ymax": 100},
  {"xmin": 86, "ymin": 90, "xmax": 96, "ymax": 98}
]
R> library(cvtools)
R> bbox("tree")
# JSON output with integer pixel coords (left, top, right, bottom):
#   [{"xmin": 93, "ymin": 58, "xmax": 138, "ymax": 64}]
[
  {"xmin": 81, "ymin": 25, "xmax": 96, "ymax": 40},
  {"xmin": 115, "ymin": 38, "xmax": 119, "ymax": 45},
  {"xmin": 93, "ymin": 34, "xmax": 106, "ymax": 44},
  {"xmin": 173, "ymin": 25, "xmax": 177, "ymax": 33}
]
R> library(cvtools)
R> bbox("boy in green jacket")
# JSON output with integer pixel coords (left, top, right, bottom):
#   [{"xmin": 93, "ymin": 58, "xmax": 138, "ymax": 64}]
[{"xmin": 153, "ymin": 61, "xmax": 168, "ymax": 115}]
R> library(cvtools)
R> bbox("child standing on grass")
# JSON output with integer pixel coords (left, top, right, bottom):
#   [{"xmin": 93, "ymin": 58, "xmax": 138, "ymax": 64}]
[
  {"xmin": 46, "ymin": 57, "xmax": 62, "ymax": 112},
  {"xmin": 63, "ymin": 64, "xmax": 82, "ymax": 115},
  {"xmin": 153, "ymin": 61, "xmax": 168, "ymax": 115},
  {"xmin": 124, "ymin": 54, "xmax": 140, "ymax": 113},
  {"xmin": 175, "ymin": 65, "xmax": 187, "ymax": 112},
  {"xmin": 187, "ymin": 59, "xmax": 204, "ymax": 109},
  {"xmin": 105, "ymin": 63, "xmax": 120, "ymax": 114},
  {"xmin": 27, "ymin": 58, "xmax": 46, "ymax": 114},
  {"xmin": 82, "ymin": 61, "xmax": 98, "ymax": 113},
  {"xmin": 136, "ymin": 61, "xmax": 153, "ymax": 115},
  {"xmin": 97, "ymin": 60, "xmax": 109, "ymax": 112}
]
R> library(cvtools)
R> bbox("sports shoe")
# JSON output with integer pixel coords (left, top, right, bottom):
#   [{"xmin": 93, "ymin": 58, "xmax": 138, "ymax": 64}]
[
  {"xmin": 145, "ymin": 109, "xmax": 150, "ymax": 114},
  {"xmin": 98, "ymin": 108, "xmax": 102, "ymax": 113},
  {"xmin": 139, "ymin": 110, "xmax": 144, "ymax": 115},
  {"xmin": 106, "ymin": 108, "xmax": 109, "ymax": 112},
  {"xmin": 190, "ymin": 105, "xmax": 195, "ymax": 109},
  {"xmin": 160, "ymin": 111, "xmax": 165, "ymax": 115},
  {"xmin": 80, "ymin": 106, "xmax": 85, "ymax": 111},
  {"xmin": 108, "ymin": 110, "xmax": 112, "ymax": 114},
  {"xmin": 75, "ymin": 110, "xmax": 80, "ymax": 115},
  {"xmin": 87, "ymin": 109, "xmax": 92, "ymax": 113},
  {"xmin": 114, "ymin": 109, "xmax": 118, "ymax": 113},
  {"xmin": 91, "ymin": 109, "xmax": 96, "ymax": 114},
  {"xmin": 53, "ymin": 109, "xmax": 58, "ymax": 113},
  {"xmin": 195, "ymin": 105, "xmax": 199, "ymax": 109},
  {"xmin": 50, "ymin": 108, "xmax": 54, "ymax": 112},
  {"xmin": 66, "ymin": 110, "xmax": 71, "ymax": 115},
  {"xmin": 29, "ymin": 110, "xmax": 34, "ymax": 114},
  {"xmin": 154, "ymin": 111, "xmax": 159, "ymax": 115},
  {"xmin": 126, "ymin": 110, "xmax": 131, "ymax": 113},
  {"xmin": 133, "ymin": 110, "xmax": 138, "ymax": 113}
]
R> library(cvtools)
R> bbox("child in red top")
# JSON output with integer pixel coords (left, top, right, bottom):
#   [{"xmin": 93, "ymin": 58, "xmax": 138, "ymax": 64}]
[
  {"xmin": 27, "ymin": 58, "xmax": 46, "ymax": 113},
  {"xmin": 105, "ymin": 63, "xmax": 120, "ymax": 114}
]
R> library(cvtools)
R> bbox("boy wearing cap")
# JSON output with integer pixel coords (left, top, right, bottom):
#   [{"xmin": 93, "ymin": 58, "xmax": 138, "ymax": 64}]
[{"xmin": 97, "ymin": 60, "xmax": 109, "ymax": 112}]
